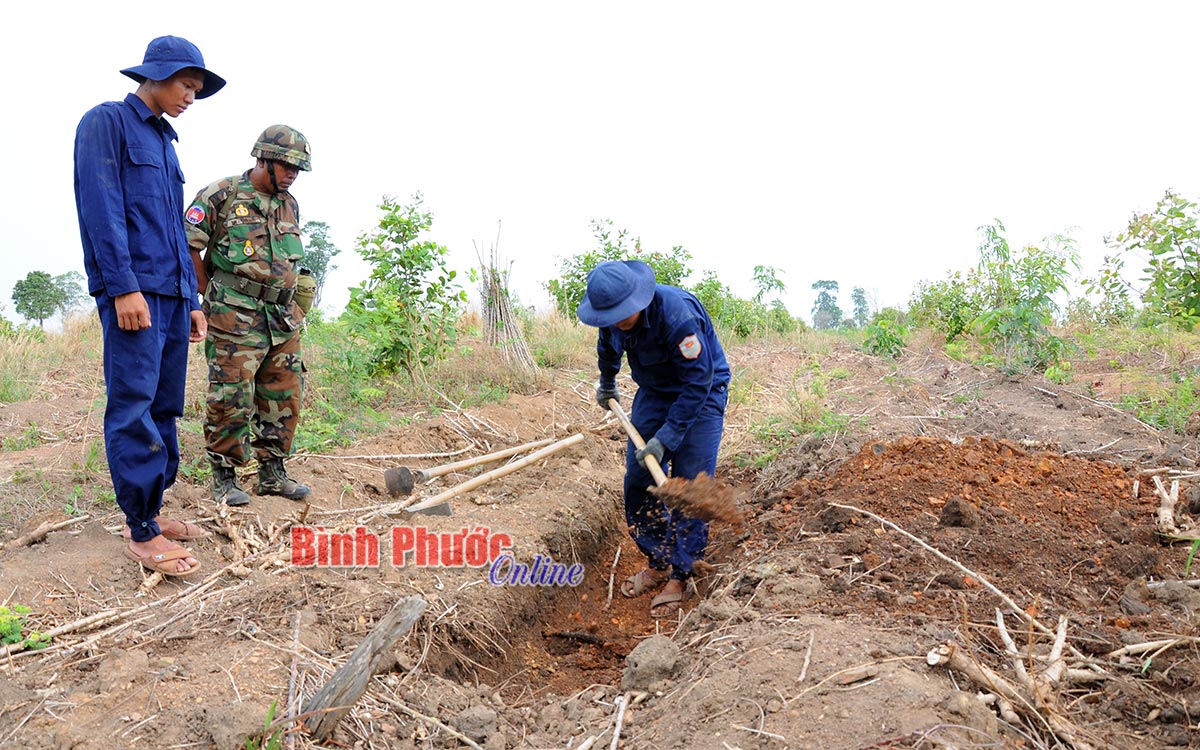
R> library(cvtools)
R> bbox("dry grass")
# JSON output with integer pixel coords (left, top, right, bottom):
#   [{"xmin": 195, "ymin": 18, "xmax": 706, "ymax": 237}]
[{"xmin": 0, "ymin": 314, "xmax": 104, "ymax": 402}]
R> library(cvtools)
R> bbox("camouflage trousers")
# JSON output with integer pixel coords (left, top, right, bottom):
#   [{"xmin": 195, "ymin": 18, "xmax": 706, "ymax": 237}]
[{"xmin": 204, "ymin": 305, "xmax": 303, "ymax": 468}]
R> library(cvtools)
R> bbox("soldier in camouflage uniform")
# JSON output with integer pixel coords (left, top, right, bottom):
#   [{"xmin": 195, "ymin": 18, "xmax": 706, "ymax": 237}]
[{"xmin": 186, "ymin": 125, "xmax": 314, "ymax": 505}]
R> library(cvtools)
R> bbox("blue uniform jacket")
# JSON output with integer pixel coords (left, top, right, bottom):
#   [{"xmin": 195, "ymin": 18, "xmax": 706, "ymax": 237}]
[
  {"xmin": 74, "ymin": 93, "xmax": 198, "ymax": 308},
  {"xmin": 597, "ymin": 284, "xmax": 731, "ymax": 451}
]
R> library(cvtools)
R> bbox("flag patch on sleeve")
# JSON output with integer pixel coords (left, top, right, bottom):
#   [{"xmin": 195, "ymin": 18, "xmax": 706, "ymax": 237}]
[
  {"xmin": 185, "ymin": 205, "xmax": 205, "ymax": 225},
  {"xmin": 678, "ymin": 334, "xmax": 702, "ymax": 360}
]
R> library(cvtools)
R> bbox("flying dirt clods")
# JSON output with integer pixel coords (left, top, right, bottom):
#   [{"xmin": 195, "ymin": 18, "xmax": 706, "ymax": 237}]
[{"xmin": 651, "ymin": 473, "xmax": 744, "ymax": 527}]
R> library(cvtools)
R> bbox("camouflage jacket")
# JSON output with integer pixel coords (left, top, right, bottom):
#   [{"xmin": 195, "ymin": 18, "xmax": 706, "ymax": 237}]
[{"xmin": 185, "ymin": 171, "xmax": 304, "ymax": 312}]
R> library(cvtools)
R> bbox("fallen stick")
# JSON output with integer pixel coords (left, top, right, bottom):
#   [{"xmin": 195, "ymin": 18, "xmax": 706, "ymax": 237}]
[
  {"xmin": 610, "ymin": 693, "xmax": 630, "ymax": 750},
  {"xmin": 302, "ymin": 596, "xmax": 427, "ymax": 740},
  {"xmin": 0, "ymin": 515, "xmax": 90, "ymax": 551},
  {"xmin": 1107, "ymin": 636, "xmax": 1200, "ymax": 659},
  {"xmin": 136, "ymin": 571, "xmax": 165, "ymax": 595},
  {"xmin": 1145, "ymin": 580, "xmax": 1200, "ymax": 589},
  {"xmin": 604, "ymin": 545, "xmax": 621, "ymax": 610},
  {"xmin": 378, "ymin": 434, "xmax": 585, "ymax": 516}
]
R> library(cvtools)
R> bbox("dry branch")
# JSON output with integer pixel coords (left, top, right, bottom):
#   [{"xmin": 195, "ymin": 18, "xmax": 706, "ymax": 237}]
[
  {"xmin": 927, "ymin": 632, "xmax": 1100, "ymax": 750},
  {"xmin": 303, "ymin": 596, "xmax": 427, "ymax": 740},
  {"xmin": 0, "ymin": 515, "xmax": 89, "ymax": 551}
]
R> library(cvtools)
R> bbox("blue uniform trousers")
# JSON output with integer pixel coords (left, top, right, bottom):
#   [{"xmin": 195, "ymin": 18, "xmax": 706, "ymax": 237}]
[
  {"xmin": 624, "ymin": 387, "xmax": 727, "ymax": 580},
  {"xmin": 97, "ymin": 292, "xmax": 190, "ymax": 542}
]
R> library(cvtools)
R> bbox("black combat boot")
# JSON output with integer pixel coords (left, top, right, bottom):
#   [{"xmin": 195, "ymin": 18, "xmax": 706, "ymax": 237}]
[
  {"xmin": 213, "ymin": 465, "xmax": 250, "ymax": 506},
  {"xmin": 257, "ymin": 458, "xmax": 311, "ymax": 501}
]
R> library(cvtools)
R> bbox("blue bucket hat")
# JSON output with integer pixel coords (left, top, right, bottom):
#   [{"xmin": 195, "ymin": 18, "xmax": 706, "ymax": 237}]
[
  {"xmin": 577, "ymin": 260, "xmax": 657, "ymax": 327},
  {"xmin": 120, "ymin": 36, "xmax": 226, "ymax": 99}
]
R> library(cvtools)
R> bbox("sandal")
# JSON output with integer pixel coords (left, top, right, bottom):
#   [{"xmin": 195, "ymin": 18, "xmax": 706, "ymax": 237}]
[
  {"xmin": 124, "ymin": 545, "xmax": 202, "ymax": 577},
  {"xmin": 621, "ymin": 568, "xmax": 669, "ymax": 598},
  {"xmin": 122, "ymin": 518, "xmax": 209, "ymax": 542},
  {"xmin": 650, "ymin": 585, "xmax": 692, "ymax": 618}
]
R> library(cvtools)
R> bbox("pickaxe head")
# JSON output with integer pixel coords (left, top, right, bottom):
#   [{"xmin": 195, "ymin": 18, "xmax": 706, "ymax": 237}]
[{"xmin": 384, "ymin": 466, "xmax": 416, "ymax": 497}]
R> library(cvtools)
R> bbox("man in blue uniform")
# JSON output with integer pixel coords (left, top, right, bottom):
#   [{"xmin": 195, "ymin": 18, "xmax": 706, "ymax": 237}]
[
  {"xmin": 74, "ymin": 36, "xmax": 226, "ymax": 576},
  {"xmin": 577, "ymin": 260, "xmax": 731, "ymax": 616}
]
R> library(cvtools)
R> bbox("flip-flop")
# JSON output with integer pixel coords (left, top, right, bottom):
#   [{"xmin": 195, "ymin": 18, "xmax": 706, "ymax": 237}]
[
  {"xmin": 122, "ymin": 518, "xmax": 209, "ymax": 542},
  {"xmin": 124, "ymin": 545, "xmax": 202, "ymax": 577},
  {"xmin": 621, "ymin": 568, "xmax": 669, "ymax": 598},
  {"xmin": 650, "ymin": 586, "xmax": 692, "ymax": 617}
]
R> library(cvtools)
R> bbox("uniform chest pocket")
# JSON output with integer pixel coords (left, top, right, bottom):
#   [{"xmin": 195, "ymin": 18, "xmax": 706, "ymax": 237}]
[
  {"xmin": 224, "ymin": 217, "xmax": 268, "ymax": 265},
  {"xmin": 125, "ymin": 147, "xmax": 161, "ymax": 196},
  {"xmin": 276, "ymin": 221, "xmax": 304, "ymax": 262},
  {"xmin": 631, "ymin": 343, "xmax": 670, "ymax": 369}
]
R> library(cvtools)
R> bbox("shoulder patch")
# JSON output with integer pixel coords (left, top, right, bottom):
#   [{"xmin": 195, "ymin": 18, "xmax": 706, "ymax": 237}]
[
  {"xmin": 678, "ymin": 334, "xmax": 702, "ymax": 360},
  {"xmin": 185, "ymin": 205, "xmax": 205, "ymax": 225}
]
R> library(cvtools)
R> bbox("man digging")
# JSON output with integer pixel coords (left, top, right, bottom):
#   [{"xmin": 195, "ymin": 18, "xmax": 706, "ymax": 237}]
[{"xmin": 577, "ymin": 260, "xmax": 731, "ymax": 617}]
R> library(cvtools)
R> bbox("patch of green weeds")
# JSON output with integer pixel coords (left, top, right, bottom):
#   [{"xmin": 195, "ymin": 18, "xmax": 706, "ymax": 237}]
[
  {"xmin": 2, "ymin": 423, "xmax": 41, "ymax": 451},
  {"xmin": 179, "ymin": 455, "xmax": 213, "ymax": 485},
  {"xmin": 1118, "ymin": 377, "xmax": 1200, "ymax": 433},
  {"xmin": 1044, "ymin": 360, "xmax": 1073, "ymax": 385},
  {"xmin": 945, "ymin": 339, "xmax": 972, "ymax": 363},
  {"xmin": 0, "ymin": 604, "xmax": 51, "ymax": 650},
  {"xmin": 741, "ymin": 367, "xmax": 861, "ymax": 467},
  {"xmin": 952, "ymin": 388, "xmax": 983, "ymax": 404},
  {"xmin": 862, "ymin": 317, "xmax": 907, "ymax": 360},
  {"xmin": 244, "ymin": 700, "xmax": 284, "ymax": 750},
  {"xmin": 71, "ymin": 440, "xmax": 105, "ymax": 482},
  {"xmin": 65, "ymin": 485, "xmax": 84, "ymax": 515}
]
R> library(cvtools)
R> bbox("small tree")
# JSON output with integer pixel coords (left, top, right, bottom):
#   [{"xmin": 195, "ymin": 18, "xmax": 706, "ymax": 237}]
[
  {"xmin": 12, "ymin": 271, "xmax": 64, "ymax": 328},
  {"xmin": 908, "ymin": 272, "xmax": 980, "ymax": 342},
  {"xmin": 300, "ymin": 220, "xmax": 341, "ymax": 310},
  {"xmin": 343, "ymin": 194, "xmax": 467, "ymax": 378},
  {"xmin": 53, "ymin": 272, "xmax": 88, "ymax": 317},
  {"xmin": 810, "ymin": 280, "xmax": 843, "ymax": 330},
  {"xmin": 970, "ymin": 221, "xmax": 1078, "ymax": 373},
  {"xmin": 850, "ymin": 287, "xmax": 870, "ymax": 328},
  {"xmin": 1102, "ymin": 190, "xmax": 1200, "ymax": 329},
  {"xmin": 751, "ymin": 265, "xmax": 785, "ymax": 303}
]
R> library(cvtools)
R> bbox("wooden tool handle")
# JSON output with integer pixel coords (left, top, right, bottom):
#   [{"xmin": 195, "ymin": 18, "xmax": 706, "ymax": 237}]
[
  {"xmin": 420, "ymin": 437, "xmax": 557, "ymax": 480},
  {"xmin": 400, "ymin": 434, "xmax": 586, "ymax": 513},
  {"xmin": 607, "ymin": 399, "xmax": 668, "ymax": 487}
]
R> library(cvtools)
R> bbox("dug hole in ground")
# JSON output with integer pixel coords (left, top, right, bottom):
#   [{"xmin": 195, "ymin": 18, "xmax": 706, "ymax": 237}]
[{"xmin": 1, "ymin": 340, "xmax": 1199, "ymax": 750}]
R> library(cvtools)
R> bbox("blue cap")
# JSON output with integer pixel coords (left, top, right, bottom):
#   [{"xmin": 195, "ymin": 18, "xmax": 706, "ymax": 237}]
[
  {"xmin": 120, "ymin": 36, "xmax": 226, "ymax": 99},
  {"xmin": 577, "ymin": 260, "xmax": 657, "ymax": 327}
]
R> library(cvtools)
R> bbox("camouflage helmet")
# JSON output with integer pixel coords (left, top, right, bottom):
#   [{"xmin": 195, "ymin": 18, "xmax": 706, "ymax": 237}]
[{"xmin": 251, "ymin": 124, "xmax": 312, "ymax": 171}]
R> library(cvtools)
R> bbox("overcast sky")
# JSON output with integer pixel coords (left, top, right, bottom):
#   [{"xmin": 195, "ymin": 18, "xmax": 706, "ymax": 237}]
[{"xmin": 4, "ymin": 2, "xmax": 1198, "ymax": 325}]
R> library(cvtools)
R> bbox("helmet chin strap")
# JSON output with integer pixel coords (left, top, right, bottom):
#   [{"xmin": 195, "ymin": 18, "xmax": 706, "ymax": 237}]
[{"xmin": 267, "ymin": 160, "xmax": 280, "ymax": 193}]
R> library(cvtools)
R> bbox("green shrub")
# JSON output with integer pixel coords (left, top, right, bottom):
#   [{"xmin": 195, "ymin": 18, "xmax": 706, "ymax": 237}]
[
  {"xmin": 342, "ymin": 194, "xmax": 467, "ymax": 377},
  {"xmin": 862, "ymin": 313, "xmax": 906, "ymax": 359}
]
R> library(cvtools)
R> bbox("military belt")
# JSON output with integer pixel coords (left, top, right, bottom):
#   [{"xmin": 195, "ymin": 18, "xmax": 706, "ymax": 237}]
[{"xmin": 212, "ymin": 269, "xmax": 295, "ymax": 306}]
